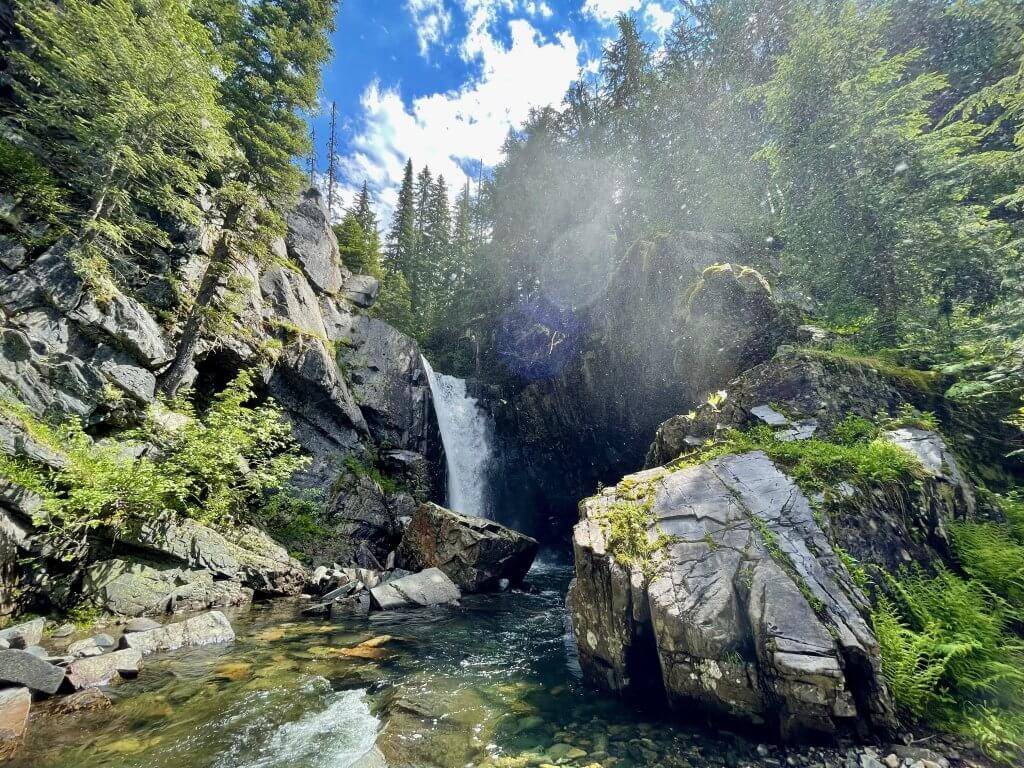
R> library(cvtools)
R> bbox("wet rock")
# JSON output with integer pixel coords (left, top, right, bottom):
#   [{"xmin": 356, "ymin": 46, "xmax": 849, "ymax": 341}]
[
  {"xmin": 121, "ymin": 610, "xmax": 234, "ymax": 655},
  {"xmin": 569, "ymin": 452, "xmax": 896, "ymax": 739},
  {"xmin": 52, "ymin": 687, "xmax": 112, "ymax": 714},
  {"xmin": 66, "ymin": 648, "xmax": 142, "ymax": 689},
  {"xmin": 0, "ymin": 649, "xmax": 65, "ymax": 694},
  {"xmin": 396, "ymin": 503, "xmax": 538, "ymax": 592},
  {"xmin": 330, "ymin": 593, "xmax": 371, "ymax": 619},
  {"xmin": 0, "ymin": 687, "xmax": 30, "ymax": 760},
  {"xmin": 0, "ymin": 617, "xmax": 44, "ymax": 649},
  {"xmin": 369, "ymin": 568, "xmax": 460, "ymax": 610}
]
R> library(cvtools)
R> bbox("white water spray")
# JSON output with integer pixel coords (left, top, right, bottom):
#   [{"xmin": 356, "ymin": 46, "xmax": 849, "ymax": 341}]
[{"xmin": 421, "ymin": 356, "xmax": 494, "ymax": 518}]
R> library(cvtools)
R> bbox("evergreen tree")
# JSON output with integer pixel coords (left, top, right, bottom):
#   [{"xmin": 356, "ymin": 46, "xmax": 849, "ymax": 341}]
[
  {"xmin": 354, "ymin": 182, "xmax": 377, "ymax": 235},
  {"xmin": 386, "ymin": 160, "xmax": 417, "ymax": 277},
  {"xmin": 5, "ymin": 0, "xmax": 230, "ymax": 268},
  {"xmin": 334, "ymin": 213, "xmax": 381, "ymax": 277}
]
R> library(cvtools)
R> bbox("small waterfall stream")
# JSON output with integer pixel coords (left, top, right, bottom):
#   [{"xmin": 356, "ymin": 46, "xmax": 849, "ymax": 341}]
[{"xmin": 421, "ymin": 356, "xmax": 494, "ymax": 518}]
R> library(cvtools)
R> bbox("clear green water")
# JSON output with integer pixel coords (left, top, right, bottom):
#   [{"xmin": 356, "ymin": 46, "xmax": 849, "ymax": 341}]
[{"xmin": 13, "ymin": 561, "xmax": 775, "ymax": 768}]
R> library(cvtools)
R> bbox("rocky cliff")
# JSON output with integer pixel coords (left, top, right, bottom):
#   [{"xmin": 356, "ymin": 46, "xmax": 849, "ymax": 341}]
[
  {"xmin": 486, "ymin": 236, "xmax": 796, "ymax": 542},
  {"xmin": 0, "ymin": 188, "xmax": 443, "ymax": 617}
]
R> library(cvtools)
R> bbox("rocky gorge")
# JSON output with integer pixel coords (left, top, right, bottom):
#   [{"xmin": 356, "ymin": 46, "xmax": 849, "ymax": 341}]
[{"xmin": 0, "ymin": 186, "xmax": 1021, "ymax": 768}]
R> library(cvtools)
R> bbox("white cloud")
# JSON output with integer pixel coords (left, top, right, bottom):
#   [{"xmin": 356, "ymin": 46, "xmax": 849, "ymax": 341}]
[
  {"xmin": 643, "ymin": 2, "xmax": 674, "ymax": 35},
  {"xmin": 340, "ymin": 17, "xmax": 581, "ymax": 224},
  {"xmin": 581, "ymin": 0, "xmax": 642, "ymax": 22},
  {"xmin": 524, "ymin": 1, "xmax": 554, "ymax": 17},
  {"xmin": 406, "ymin": 0, "xmax": 452, "ymax": 57}
]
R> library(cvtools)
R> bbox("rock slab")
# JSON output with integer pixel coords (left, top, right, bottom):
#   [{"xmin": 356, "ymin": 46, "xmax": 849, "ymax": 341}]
[
  {"xmin": 122, "ymin": 610, "xmax": 235, "ymax": 655},
  {"xmin": 369, "ymin": 568, "xmax": 460, "ymax": 610},
  {"xmin": 0, "ymin": 649, "xmax": 65, "ymax": 694},
  {"xmin": 0, "ymin": 687, "xmax": 30, "ymax": 760},
  {"xmin": 66, "ymin": 648, "xmax": 143, "ymax": 689},
  {"xmin": 0, "ymin": 618, "xmax": 44, "ymax": 650},
  {"xmin": 397, "ymin": 503, "xmax": 538, "ymax": 592}
]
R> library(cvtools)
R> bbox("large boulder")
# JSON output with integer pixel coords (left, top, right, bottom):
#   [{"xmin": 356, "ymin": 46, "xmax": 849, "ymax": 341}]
[
  {"xmin": 0, "ymin": 618, "xmax": 44, "ymax": 649},
  {"xmin": 80, "ymin": 560, "xmax": 253, "ymax": 617},
  {"xmin": 119, "ymin": 516, "xmax": 306, "ymax": 597},
  {"xmin": 569, "ymin": 452, "xmax": 897, "ymax": 740},
  {"xmin": 396, "ymin": 503, "xmax": 538, "ymax": 592},
  {"xmin": 65, "ymin": 648, "xmax": 142, "ymax": 689}
]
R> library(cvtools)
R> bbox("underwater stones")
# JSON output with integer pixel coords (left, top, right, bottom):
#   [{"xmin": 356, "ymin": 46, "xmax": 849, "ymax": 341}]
[
  {"xmin": 0, "ymin": 649, "xmax": 65, "ymax": 694},
  {"xmin": 369, "ymin": 567, "xmax": 460, "ymax": 610},
  {"xmin": 0, "ymin": 687, "xmax": 30, "ymax": 760},
  {"xmin": 65, "ymin": 648, "xmax": 142, "ymax": 690},
  {"xmin": 121, "ymin": 610, "xmax": 234, "ymax": 655},
  {"xmin": 0, "ymin": 617, "xmax": 44, "ymax": 649},
  {"xmin": 569, "ymin": 451, "xmax": 897, "ymax": 740},
  {"xmin": 396, "ymin": 503, "xmax": 538, "ymax": 592},
  {"xmin": 52, "ymin": 687, "xmax": 112, "ymax": 714}
]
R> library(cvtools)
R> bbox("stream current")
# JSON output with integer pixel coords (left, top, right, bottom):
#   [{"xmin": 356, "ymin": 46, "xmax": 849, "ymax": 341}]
[{"xmin": 11, "ymin": 561, "xmax": 783, "ymax": 768}]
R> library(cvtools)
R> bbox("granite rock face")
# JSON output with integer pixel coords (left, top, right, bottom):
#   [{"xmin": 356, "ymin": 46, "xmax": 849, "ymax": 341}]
[
  {"xmin": 569, "ymin": 452, "xmax": 898, "ymax": 740},
  {"xmin": 0, "ymin": 186, "xmax": 444, "ymax": 615},
  {"xmin": 396, "ymin": 503, "xmax": 538, "ymax": 592}
]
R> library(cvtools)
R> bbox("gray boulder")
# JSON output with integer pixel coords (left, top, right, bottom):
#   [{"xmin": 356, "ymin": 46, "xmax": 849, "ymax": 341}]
[
  {"xmin": 0, "ymin": 617, "xmax": 44, "ymax": 649},
  {"xmin": 121, "ymin": 610, "xmax": 235, "ymax": 655},
  {"xmin": 0, "ymin": 649, "xmax": 65, "ymax": 694},
  {"xmin": 569, "ymin": 452, "xmax": 896, "ymax": 739},
  {"xmin": 0, "ymin": 687, "xmax": 30, "ymax": 760},
  {"xmin": 396, "ymin": 503, "xmax": 538, "ymax": 592},
  {"xmin": 369, "ymin": 568, "xmax": 460, "ymax": 610},
  {"xmin": 342, "ymin": 274, "xmax": 379, "ymax": 308},
  {"xmin": 66, "ymin": 648, "xmax": 142, "ymax": 689}
]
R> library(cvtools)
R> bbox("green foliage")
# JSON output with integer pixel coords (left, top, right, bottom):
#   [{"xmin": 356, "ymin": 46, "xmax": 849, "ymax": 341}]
[
  {"xmin": 0, "ymin": 372, "xmax": 307, "ymax": 558},
  {"xmin": 0, "ymin": 137, "xmax": 66, "ymax": 243},
  {"xmin": 879, "ymin": 403, "xmax": 941, "ymax": 431},
  {"xmin": 341, "ymin": 454, "xmax": 404, "ymax": 496},
  {"xmin": 263, "ymin": 488, "xmax": 327, "ymax": 561},
  {"xmin": 950, "ymin": 495, "xmax": 1024, "ymax": 616},
  {"xmin": 674, "ymin": 422, "xmax": 922, "ymax": 494},
  {"xmin": 6, "ymin": 0, "xmax": 230, "ymax": 256},
  {"xmin": 601, "ymin": 497, "xmax": 670, "ymax": 578},
  {"xmin": 875, "ymin": 568, "xmax": 1024, "ymax": 762}
]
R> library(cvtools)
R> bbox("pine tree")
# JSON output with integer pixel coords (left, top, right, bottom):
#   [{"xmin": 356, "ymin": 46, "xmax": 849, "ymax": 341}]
[
  {"xmin": 386, "ymin": 160, "xmax": 417, "ymax": 277},
  {"xmin": 334, "ymin": 212, "xmax": 381, "ymax": 277},
  {"xmin": 6, "ymin": 0, "xmax": 230, "ymax": 262},
  {"xmin": 411, "ymin": 165, "xmax": 435, "ymax": 312},
  {"xmin": 354, "ymin": 182, "xmax": 377, "ymax": 235}
]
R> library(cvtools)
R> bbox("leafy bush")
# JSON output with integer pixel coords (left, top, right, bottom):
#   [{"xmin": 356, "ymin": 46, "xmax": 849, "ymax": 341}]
[{"xmin": 0, "ymin": 371, "xmax": 307, "ymax": 557}]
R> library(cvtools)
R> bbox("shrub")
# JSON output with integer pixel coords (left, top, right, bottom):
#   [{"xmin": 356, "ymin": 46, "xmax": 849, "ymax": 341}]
[{"xmin": 0, "ymin": 371, "xmax": 308, "ymax": 558}]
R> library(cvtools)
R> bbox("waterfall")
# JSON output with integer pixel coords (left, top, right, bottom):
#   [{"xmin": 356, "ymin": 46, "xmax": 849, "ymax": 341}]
[{"xmin": 421, "ymin": 356, "xmax": 493, "ymax": 518}]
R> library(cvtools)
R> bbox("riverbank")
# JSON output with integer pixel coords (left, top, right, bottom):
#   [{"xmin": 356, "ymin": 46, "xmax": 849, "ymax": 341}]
[{"xmin": 0, "ymin": 562, "xmax": 981, "ymax": 768}]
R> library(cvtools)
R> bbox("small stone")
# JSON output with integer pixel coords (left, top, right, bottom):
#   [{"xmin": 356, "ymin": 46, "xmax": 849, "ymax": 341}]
[
  {"xmin": 23, "ymin": 645, "xmax": 47, "ymax": 659},
  {"xmin": 93, "ymin": 633, "xmax": 116, "ymax": 649},
  {"xmin": 0, "ymin": 640, "xmax": 7, "ymax": 650},
  {"xmin": 883, "ymin": 755, "xmax": 898, "ymax": 768},
  {"xmin": 51, "ymin": 624, "xmax": 76, "ymax": 639},
  {"xmin": 67, "ymin": 638, "xmax": 99, "ymax": 657},
  {"xmin": 758, "ymin": 745, "xmax": 771, "ymax": 758},
  {"xmin": 860, "ymin": 754, "xmax": 885, "ymax": 768},
  {"xmin": 122, "ymin": 618, "xmax": 161, "ymax": 634}
]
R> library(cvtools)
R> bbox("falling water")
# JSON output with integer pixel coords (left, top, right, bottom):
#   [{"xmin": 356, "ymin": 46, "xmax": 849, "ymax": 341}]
[{"xmin": 421, "ymin": 356, "xmax": 494, "ymax": 518}]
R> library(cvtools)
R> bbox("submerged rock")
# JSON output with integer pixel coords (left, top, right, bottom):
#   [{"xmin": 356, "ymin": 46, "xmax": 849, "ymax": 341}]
[
  {"xmin": 569, "ymin": 452, "xmax": 897, "ymax": 739},
  {"xmin": 369, "ymin": 568, "xmax": 460, "ymax": 610},
  {"xmin": 121, "ymin": 610, "xmax": 235, "ymax": 655},
  {"xmin": 396, "ymin": 503, "xmax": 538, "ymax": 592}
]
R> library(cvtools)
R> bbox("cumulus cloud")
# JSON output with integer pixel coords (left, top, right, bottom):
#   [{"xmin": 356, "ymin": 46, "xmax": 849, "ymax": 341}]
[
  {"xmin": 643, "ymin": 2, "xmax": 674, "ymax": 35},
  {"xmin": 339, "ymin": 16, "xmax": 581, "ymax": 222},
  {"xmin": 406, "ymin": 0, "xmax": 452, "ymax": 57},
  {"xmin": 581, "ymin": 0, "xmax": 643, "ymax": 22}
]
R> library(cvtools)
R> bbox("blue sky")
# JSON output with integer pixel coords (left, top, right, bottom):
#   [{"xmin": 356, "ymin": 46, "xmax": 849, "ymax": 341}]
[{"xmin": 310, "ymin": 0, "xmax": 679, "ymax": 221}]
